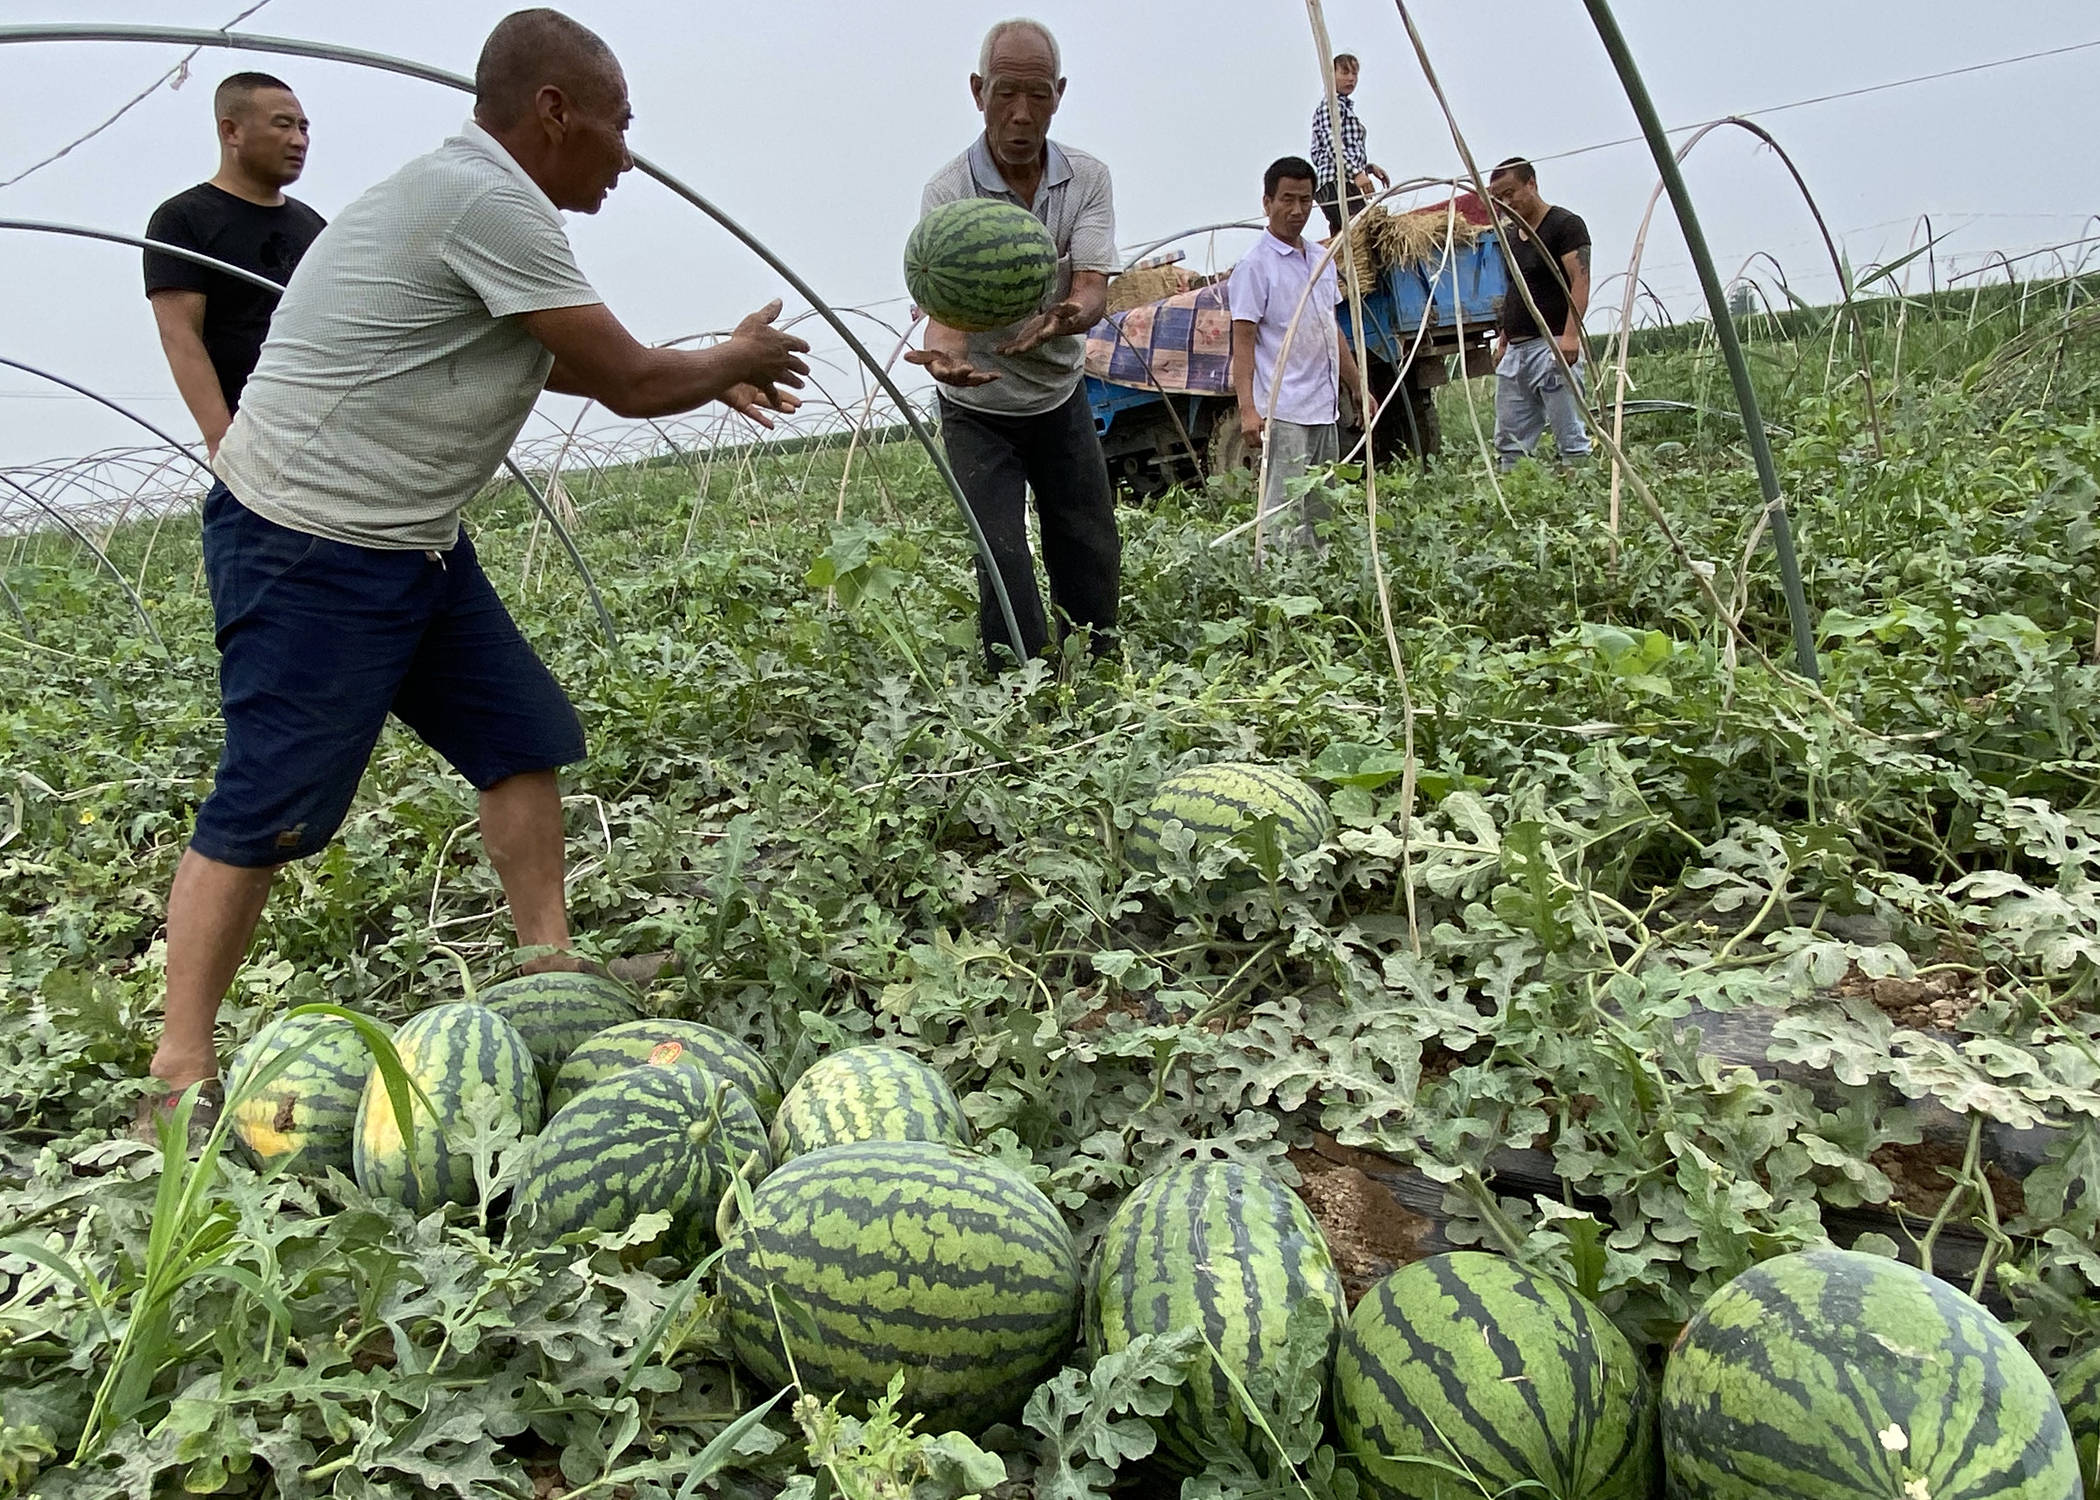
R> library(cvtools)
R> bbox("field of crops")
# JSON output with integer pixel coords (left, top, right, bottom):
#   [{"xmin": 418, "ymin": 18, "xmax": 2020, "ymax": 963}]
[{"xmin": 4, "ymin": 283, "xmax": 2100, "ymax": 1497}]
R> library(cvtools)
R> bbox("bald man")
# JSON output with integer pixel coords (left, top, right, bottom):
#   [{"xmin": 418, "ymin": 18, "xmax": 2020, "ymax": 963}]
[
  {"xmin": 139, "ymin": 8, "xmax": 809, "ymax": 1142},
  {"xmin": 909, "ymin": 17, "xmax": 1120, "ymax": 670}
]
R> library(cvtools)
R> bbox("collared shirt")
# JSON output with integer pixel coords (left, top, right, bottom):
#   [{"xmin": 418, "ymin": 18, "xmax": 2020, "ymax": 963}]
[
  {"xmin": 1309, "ymin": 92, "xmax": 1368, "ymax": 189},
  {"xmin": 1227, "ymin": 230, "xmax": 1342, "ymax": 426},
  {"xmin": 920, "ymin": 135, "xmax": 1117, "ymax": 418},
  {"xmin": 214, "ymin": 119, "xmax": 602, "ymax": 550}
]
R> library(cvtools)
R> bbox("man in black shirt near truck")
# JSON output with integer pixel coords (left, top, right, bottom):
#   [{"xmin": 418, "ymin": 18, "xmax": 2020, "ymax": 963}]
[
  {"xmin": 1487, "ymin": 157, "xmax": 1592, "ymax": 469},
  {"xmin": 143, "ymin": 73, "xmax": 325, "ymax": 457}
]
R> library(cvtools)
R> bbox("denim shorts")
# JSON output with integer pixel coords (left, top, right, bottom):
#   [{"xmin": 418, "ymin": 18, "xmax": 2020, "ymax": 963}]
[{"xmin": 190, "ymin": 482, "xmax": 586, "ymax": 867}]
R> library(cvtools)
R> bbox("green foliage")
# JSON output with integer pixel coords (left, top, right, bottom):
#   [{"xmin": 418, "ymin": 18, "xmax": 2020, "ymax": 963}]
[{"xmin": 4, "ymin": 288, "xmax": 2100, "ymax": 1493}]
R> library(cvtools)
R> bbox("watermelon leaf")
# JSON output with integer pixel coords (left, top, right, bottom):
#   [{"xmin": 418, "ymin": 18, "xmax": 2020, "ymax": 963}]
[{"xmin": 1024, "ymin": 1328, "xmax": 1202, "ymax": 1500}]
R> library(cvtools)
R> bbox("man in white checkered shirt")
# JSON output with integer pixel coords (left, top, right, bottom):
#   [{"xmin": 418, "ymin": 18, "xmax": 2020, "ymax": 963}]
[{"xmin": 1308, "ymin": 52, "xmax": 1389, "ymax": 236}]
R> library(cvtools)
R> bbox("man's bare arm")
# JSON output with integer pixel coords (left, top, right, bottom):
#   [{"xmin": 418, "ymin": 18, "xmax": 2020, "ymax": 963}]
[
  {"xmin": 997, "ymin": 270, "xmax": 1110, "ymax": 357},
  {"xmin": 1338, "ymin": 331, "xmax": 1363, "ymax": 408},
  {"xmin": 1563, "ymin": 245, "xmax": 1593, "ymax": 329},
  {"xmin": 523, "ymin": 300, "xmax": 809, "ymax": 421},
  {"xmin": 1231, "ymin": 319, "xmax": 1263, "ymax": 448},
  {"xmin": 148, "ymin": 290, "xmax": 233, "ymax": 455}
]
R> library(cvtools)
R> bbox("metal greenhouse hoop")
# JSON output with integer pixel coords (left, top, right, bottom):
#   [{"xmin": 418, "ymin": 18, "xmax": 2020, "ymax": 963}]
[{"xmin": 0, "ymin": 21, "xmax": 1027, "ymax": 659}]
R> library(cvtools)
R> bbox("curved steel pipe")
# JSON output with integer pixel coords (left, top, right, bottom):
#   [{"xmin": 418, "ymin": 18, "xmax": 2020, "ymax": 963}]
[
  {"xmin": 0, "ymin": 468, "xmax": 163, "ymax": 649},
  {"xmin": 0, "ymin": 216, "xmax": 619, "ymax": 651},
  {"xmin": 0, "ymin": 22, "xmax": 1027, "ymax": 658}
]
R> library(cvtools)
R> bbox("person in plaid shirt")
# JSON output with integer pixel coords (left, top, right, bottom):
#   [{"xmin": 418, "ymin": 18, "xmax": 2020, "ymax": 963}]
[{"xmin": 1308, "ymin": 52, "xmax": 1388, "ymax": 236}]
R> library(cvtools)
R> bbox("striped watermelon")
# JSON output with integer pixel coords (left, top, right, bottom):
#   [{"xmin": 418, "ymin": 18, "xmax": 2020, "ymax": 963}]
[
  {"xmin": 903, "ymin": 197, "xmax": 1058, "ymax": 333},
  {"xmin": 1086, "ymin": 1160, "xmax": 1345, "ymax": 1467},
  {"xmin": 550, "ymin": 1018, "xmax": 781, "ymax": 1119},
  {"xmin": 2058, "ymin": 1346, "xmax": 2100, "ymax": 1495},
  {"xmin": 509, "ymin": 1052, "xmax": 721, "ymax": 1252},
  {"xmin": 1127, "ymin": 762, "xmax": 1333, "ymax": 875},
  {"xmin": 225, "ymin": 1011, "xmax": 388, "ymax": 1178},
  {"xmin": 664, "ymin": 1065, "xmax": 775, "ymax": 1261},
  {"xmin": 1335, "ymin": 1252, "xmax": 1654, "ymax": 1500},
  {"xmin": 770, "ymin": 1045, "xmax": 971, "ymax": 1163},
  {"xmin": 1661, "ymin": 1248, "xmax": 2076, "ymax": 1500},
  {"xmin": 719, "ymin": 1139, "xmax": 1079, "ymax": 1431},
  {"xmin": 481, "ymin": 970, "xmax": 641, "ymax": 1094},
  {"xmin": 352, "ymin": 1003, "xmax": 542, "ymax": 1213}
]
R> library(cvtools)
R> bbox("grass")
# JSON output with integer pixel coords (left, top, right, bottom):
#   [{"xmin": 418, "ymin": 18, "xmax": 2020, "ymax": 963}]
[{"xmin": 1, "ymin": 280, "xmax": 2098, "ymax": 1496}]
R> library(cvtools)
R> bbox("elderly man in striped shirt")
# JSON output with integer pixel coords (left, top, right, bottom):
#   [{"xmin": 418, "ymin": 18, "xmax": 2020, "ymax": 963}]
[{"xmin": 1308, "ymin": 52, "xmax": 1390, "ymax": 237}]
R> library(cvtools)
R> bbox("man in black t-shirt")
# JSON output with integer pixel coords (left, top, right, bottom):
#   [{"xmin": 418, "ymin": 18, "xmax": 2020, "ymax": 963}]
[
  {"xmin": 1487, "ymin": 157, "xmax": 1592, "ymax": 469},
  {"xmin": 144, "ymin": 72, "xmax": 325, "ymax": 457}
]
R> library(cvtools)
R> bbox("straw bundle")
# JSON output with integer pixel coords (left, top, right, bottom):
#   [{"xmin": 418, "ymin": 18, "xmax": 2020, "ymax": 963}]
[
  {"xmin": 1106, "ymin": 264, "xmax": 1197, "ymax": 315},
  {"xmin": 1340, "ymin": 206, "xmax": 1488, "ymax": 294}
]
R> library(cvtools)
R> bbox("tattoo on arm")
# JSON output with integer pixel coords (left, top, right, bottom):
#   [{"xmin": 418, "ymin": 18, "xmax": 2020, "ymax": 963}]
[{"xmin": 1576, "ymin": 244, "xmax": 1593, "ymax": 276}]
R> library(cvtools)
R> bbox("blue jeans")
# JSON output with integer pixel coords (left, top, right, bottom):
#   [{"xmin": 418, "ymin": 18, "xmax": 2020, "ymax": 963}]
[
  {"xmin": 1495, "ymin": 338, "xmax": 1591, "ymax": 468},
  {"xmin": 191, "ymin": 482, "xmax": 585, "ymax": 867}
]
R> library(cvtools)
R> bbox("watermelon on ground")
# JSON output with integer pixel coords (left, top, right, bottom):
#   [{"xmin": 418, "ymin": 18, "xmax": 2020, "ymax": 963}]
[
  {"xmin": 2057, "ymin": 1346, "xmax": 2100, "ymax": 1496},
  {"xmin": 481, "ymin": 970, "xmax": 641, "ymax": 1095},
  {"xmin": 508, "ymin": 1053, "xmax": 722, "ymax": 1253},
  {"xmin": 225, "ymin": 1010, "xmax": 388, "ymax": 1178},
  {"xmin": 719, "ymin": 1139, "xmax": 1079, "ymax": 1432},
  {"xmin": 1087, "ymin": 1159, "xmax": 1345, "ymax": 1468},
  {"xmin": 1334, "ymin": 1252, "xmax": 1654, "ymax": 1500},
  {"xmin": 1661, "ymin": 1247, "xmax": 2076, "ymax": 1500},
  {"xmin": 769, "ymin": 1045, "xmax": 971, "ymax": 1163},
  {"xmin": 1126, "ymin": 762, "xmax": 1333, "ymax": 876},
  {"xmin": 352, "ymin": 1003, "xmax": 542, "ymax": 1213},
  {"xmin": 549, "ymin": 1018, "xmax": 781, "ymax": 1119},
  {"xmin": 903, "ymin": 197, "xmax": 1058, "ymax": 334}
]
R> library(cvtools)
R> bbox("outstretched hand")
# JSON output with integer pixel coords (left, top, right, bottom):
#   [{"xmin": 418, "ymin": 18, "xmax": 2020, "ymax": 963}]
[
  {"xmin": 904, "ymin": 347, "xmax": 1001, "ymax": 387},
  {"xmin": 995, "ymin": 299, "xmax": 1092, "ymax": 356},
  {"xmin": 719, "ymin": 381, "xmax": 802, "ymax": 428},
  {"xmin": 726, "ymin": 298, "xmax": 812, "ymax": 415}
]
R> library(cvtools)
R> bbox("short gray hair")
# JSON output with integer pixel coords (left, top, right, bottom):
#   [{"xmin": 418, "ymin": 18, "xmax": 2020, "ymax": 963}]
[{"xmin": 977, "ymin": 18, "xmax": 1061, "ymax": 81}]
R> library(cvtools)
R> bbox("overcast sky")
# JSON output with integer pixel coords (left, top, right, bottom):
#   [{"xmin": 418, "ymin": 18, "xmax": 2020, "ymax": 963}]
[{"xmin": 1, "ymin": 0, "xmax": 2095, "ymax": 467}]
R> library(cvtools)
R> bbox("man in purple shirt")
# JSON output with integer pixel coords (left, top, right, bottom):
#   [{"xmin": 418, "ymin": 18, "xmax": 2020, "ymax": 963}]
[{"xmin": 1229, "ymin": 156, "xmax": 1362, "ymax": 556}]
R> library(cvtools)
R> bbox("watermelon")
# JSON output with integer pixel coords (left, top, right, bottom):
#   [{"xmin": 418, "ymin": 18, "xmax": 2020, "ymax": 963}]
[
  {"xmin": 770, "ymin": 1045, "xmax": 971, "ymax": 1163},
  {"xmin": 664, "ymin": 1066, "xmax": 775, "ymax": 1261},
  {"xmin": 719, "ymin": 1139, "xmax": 1079, "ymax": 1432},
  {"xmin": 1334, "ymin": 1252, "xmax": 1653, "ymax": 1500},
  {"xmin": 509, "ymin": 1052, "xmax": 722, "ymax": 1252},
  {"xmin": 2058, "ymin": 1346, "xmax": 2100, "ymax": 1495},
  {"xmin": 1086, "ymin": 1160, "xmax": 1345, "ymax": 1468},
  {"xmin": 352, "ymin": 1003, "xmax": 542, "ymax": 1213},
  {"xmin": 481, "ymin": 970, "xmax": 641, "ymax": 1094},
  {"xmin": 1126, "ymin": 762, "xmax": 1333, "ymax": 875},
  {"xmin": 549, "ymin": 1018, "xmax": 781, "ymax": 1119},
  {"xmin": 903, "ymin": 197, "xmax": 1058, "ymax": 334},
  {"xmin": 1661, "ymin": 1247, "xmax": 2076, "ymax": 1500},
  {"xmin": 225, "ymin": 1010, "xmax": 388, "ymax": 1178}
]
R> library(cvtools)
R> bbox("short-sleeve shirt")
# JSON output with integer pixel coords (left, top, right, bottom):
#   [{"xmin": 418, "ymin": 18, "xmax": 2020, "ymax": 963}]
[
  {"xmin": 1227, "ymin": 232, "xmax": 1342, "ymax": 426},
  {"xmin": 142, "ymin": 184, "xmax": 327, "ymax": 410},
  {"xmin": 1500, "ymin": 204, "xmax": 1590, "ymax": 341},
  {"xmin": 920, "ymin": 136, "xmax": 1117, "ymax": 418},
  {"xmin": 213, "ymin": 120, "xmax": 602, "ymax": 551}
]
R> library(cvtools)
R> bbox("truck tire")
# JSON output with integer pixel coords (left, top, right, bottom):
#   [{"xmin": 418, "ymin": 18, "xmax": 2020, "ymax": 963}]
[{"xmin": 1205, "ymin": 407, "xmax": 1256, "ymax": 482}]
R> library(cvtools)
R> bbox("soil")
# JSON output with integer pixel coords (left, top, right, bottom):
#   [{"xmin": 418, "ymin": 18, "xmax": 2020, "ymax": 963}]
[
  {"xmin": 1870, "ymin": 1137, "xmax": 2027, "ymax": 1222},
  {"xmin": 1289, "ymin": 1144, "xmax": 1436, "ymax": 1305},
  {"xmin": 1834, "ymin": 964, "xmax": 1976, "ymax": 1032}
]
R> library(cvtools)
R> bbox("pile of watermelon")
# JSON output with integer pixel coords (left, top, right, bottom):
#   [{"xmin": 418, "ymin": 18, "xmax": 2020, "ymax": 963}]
[{"xmin": 216, "ymin": 758, "xmax": 2100, "ymax": 1487}]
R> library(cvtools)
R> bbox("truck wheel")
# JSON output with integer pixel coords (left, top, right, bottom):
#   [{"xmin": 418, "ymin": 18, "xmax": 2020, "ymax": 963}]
[{"xmin": 1205, "ymin": 411, "xmax": 1255, "ymax": 481}]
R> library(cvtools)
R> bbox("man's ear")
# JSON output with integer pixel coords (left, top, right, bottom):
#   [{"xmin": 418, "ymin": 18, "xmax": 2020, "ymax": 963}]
[
  {"xmin": 535, "ymin": 84, "xmax": 569, "ymax": 141},
  {"xmin": 969, "ymin": 73, "xmax": 986, "ymax": 111},
  {"xmin": 217, "ymin": 116, "xmax": 241, "ymax": 149}
]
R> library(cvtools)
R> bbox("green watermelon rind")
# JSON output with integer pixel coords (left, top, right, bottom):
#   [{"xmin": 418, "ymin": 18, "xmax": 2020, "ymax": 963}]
[
  {"xmin": 225, "ymin": 1010, "xmax": 388, "ymax": 1178},
  {"xmin": 2057, "ymin": 1345, "xmax": 2100, "ymax": 1496},
  {"xmin": 1335, "ymin": 1252, "xmax": 1654, "ymax": 1500},
  {"xmin": 718, "ymin": 1139, "xmax": 1079, "ymax": 1432},
  {"xmin": 1127, "ymin": 762, "xmax": 1334, "ymax": 874},
  {"xmin": 481, "ymin": 970, "xmax": 642, "ymax": 1095},
  {"xmin": 1086, "ymin": 1159, "xmax": 1345, "ymax": 1469},
  {"xmin": 549, "ymin": 1018, "xmax": 781, "ymax": 1119},
  {"xmin": 769, "ymin": 1045, "xmax": 971, "ymax": 1163},
  {"xmin": 1660, "ymin": 1247, "xmax": 2076, "ymax": 1500},
  {"xmin": 351, "ymin": 1002, "xmax": 543, "ymax": 1214},
  {"xmin": 508, "ymin": 1061, "xmax": 720, "ymax": 1252},
  {"xmin": 903, "ymin": 198, "xmax": 1058, "ymax": 334}
]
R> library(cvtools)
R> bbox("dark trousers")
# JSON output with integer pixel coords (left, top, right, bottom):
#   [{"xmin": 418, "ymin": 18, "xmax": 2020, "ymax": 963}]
[
  {"xmin": 1317, "ymin": 182, "xmax": 1370, "ymax": 236},
  {"xmin": 938, "ymin": 385, "xmax": 1120, "ymax": 668}
]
